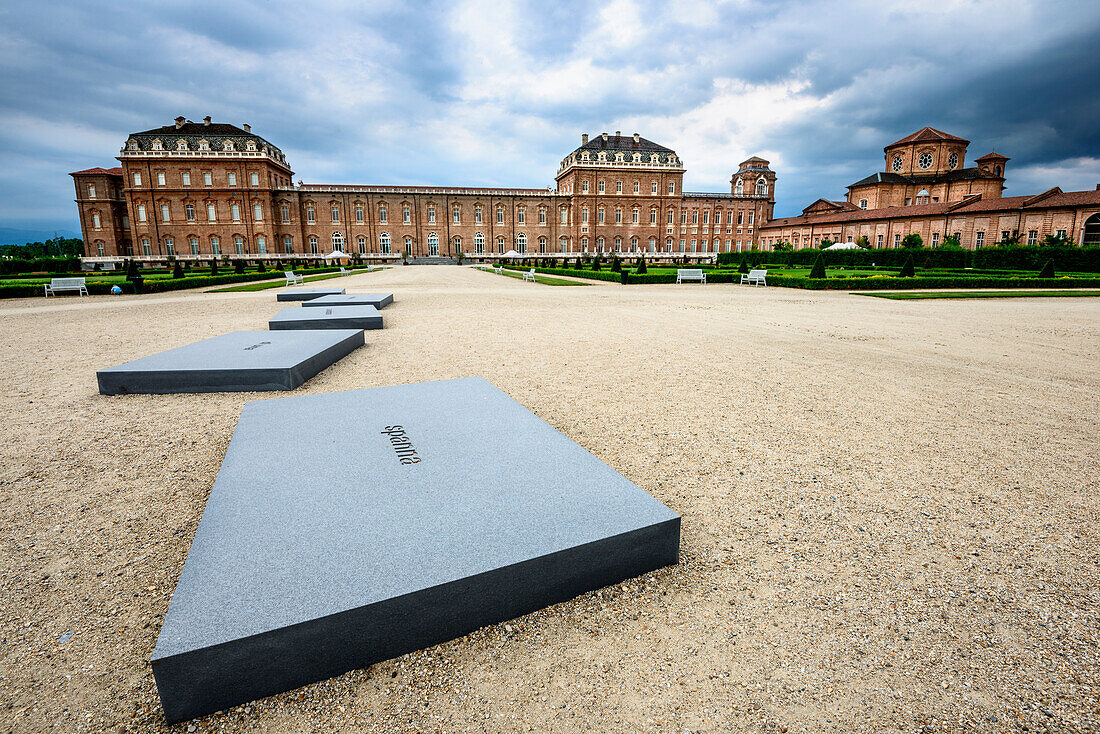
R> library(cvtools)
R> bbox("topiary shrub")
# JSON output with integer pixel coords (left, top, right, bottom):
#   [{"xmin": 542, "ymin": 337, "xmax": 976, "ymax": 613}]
[
  {"xmin": 620, "ymin": 268, "xmax": 628, "ymax": 285},
  {"xmin": 574, "ymin": 257, "xmax": 582, "ymax": 270},
  {"xmin": 637, "ymin": 257, "xmax": 648, "ymax": 275},
  {"xmin": 257, "ymin": 260, "xmax": 267, "ymax": 273},
  {"xmin": 898, "ymin": 254, "xmax": 915, "ymax": 277},
  {"xmin": 1039, "ymin": 259, "xmax": 1055, "ymax": 278},
  {"xmin": 172, "ymin": 260, "xmax": 184, "ymax": 279},
  {"xmin": 234, "ymin": 259, "xmax": 245, "ymax": 274},
  {"xmin": 592, "ymin": 256, "xmax": 601, "ymax": 271},
  {"xmin": 209, "ymin": 259, "xmax": 218, "ymax": 276},
  {"xmin": 611, "ymin": 255, "xmax": 621, "ymax": 272},
  {"xmin": 124, "ymin": 259, "xmax": 138, "ymax": 280},
  {"xmin": 809, "ymin": 254, "xmax": 826, "ymax": 279},
  {"xmin": 738, "ymin": 255, "xmax": 750, "ymax": 275}
]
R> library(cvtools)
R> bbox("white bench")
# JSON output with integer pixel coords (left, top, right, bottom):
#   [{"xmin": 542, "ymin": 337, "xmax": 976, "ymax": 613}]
[
  {"xmin": 522, "ymin": 268, "xmax": 536, "ymax": 282},
  {"xmin": 284, "ymin": 271, "xmax": 305, "ymax": 286},
  {"xmin": 494, "ymin": 266, "xmax": 503, "ymax": 275},
  {"xmin": 676, "ymin": 268, "xmax": 706, "ymax": 284},
  {"xmin": 339, "ymin": 267, "xmax": 349, "ymax": 276},
  {"xmin": 741, "ymin": 269, "xmax": 767, "ymax": 286},
  {"xmin": 44, "ymin": 277, "xmax": 88, "ymax": 297}
]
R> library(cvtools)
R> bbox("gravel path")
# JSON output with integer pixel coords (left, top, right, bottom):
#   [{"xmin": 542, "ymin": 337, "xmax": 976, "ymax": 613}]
[{"xmin": 1, "ymin": 266, "xmax": 1097, "ymax": 733}]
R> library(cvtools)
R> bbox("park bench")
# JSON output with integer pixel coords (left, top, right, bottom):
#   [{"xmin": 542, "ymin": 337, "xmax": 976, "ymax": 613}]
[
  {"xmin": 43, "ymin": 277, "xmax": 88, "ymax": 297},
  {"xmin": 676, "ymin": 268, "xmax": 706, "ymax": 284},
  {"xmin": 494, "ymin": 266, "xmax": 503, "ymax": 275},
  {"xmin": 284, "ymin": 271, "xmax": 305, "ymax": 286},
  {"xmin": 741, "ymin": 269, "xmax": 767, "ymax": 286},
  {"xmin": 339, "ymin": 267, "xmax": 350, "ymax": 276},
  {"xmin": 522, "ymin": 268, "xmax": 536, "ymax": 282}
]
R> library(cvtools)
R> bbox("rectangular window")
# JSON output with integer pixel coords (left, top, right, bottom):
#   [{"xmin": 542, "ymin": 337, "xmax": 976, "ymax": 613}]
[
  {"xmin": 614, "ymin": 209, "xmax": 622, "ymax": 224},
  {"xmin": 378, "ymin": 207, "xmax": 386, "ymax": 224},
  {"xmin": 231, "ymin": 203, "xmax": 241, "ymax": 221},
  {"xmin": 702, "ymin": 212, "xmax": 709, "ymax": 225},
  {"xmin": 356, "ymin": 205, "xmax": 364, "ymax": 223},
  {"xmin": 185, "ymin": 203, "xmax": 195, "ymax": 221},
  {"xmin": 598, "ymin": 209, "xmax": 605, "ymax": 224},
  {"xmin": 496, "ymin": 208, "xmax": 504, "ymax": 224},
  {"xmin": 877, "ymin": 234, "xmax": 883, "ymax": 247},
  {"xmin": 1027, "ymin": 230, "xmax": 1037, "ymax": 246},
  {"xmin": 651, "ymin": 181, "xmax": 658, "ymax": 194},
  {"xmin": 668, "ymin": 181, "xmax": 675, "ymax": 194},
  {"xmin": 285, "ymin": 236, "xmax": 294, "ymax": 254},
  {"xmin": 428, "ymin": 206, "xmax": 435, "ymax": 224},
  {"xmin": 738, "ymin": 211, "xmax": 744, "ymax": 225},
  {"xmin": 616, "ymin": 181, "xmax": 622, "ymax": 193},
  {"xmin": 748, "ymin": 212, "xmax": 754, "ymax": 225},
  {"xmin": 582, "ymin": 208, "xmax": 589, "ymax": 224},
  {"xmin": 189, "ymin": 237, "xmax": 199, "ymax": 255},
  {"xmin": 598, "ymin": 181, "xmax": 605, "ymax": 193},
  {"xmin": 650, "ymin": 209, "xmax": 657, "ymax": 224},
  {"xmin": 306, "ymin": 205, "xmax": 315, "ymax": 223},
  {"xmin": 122, "ymin": 215, "xmax": 129, "ymax": 229},
  {"xmin": 137, "ymin": 204, "xmax": 146, "ymax": 222},
  {"xmin": 680, "ymin": 211, "xmax": 686, "ymax": 224},
  {"xmin": 1001, "ymin": 230, "xmax": 1010, "ymax": 242},
  {"xmin": 560, "ymin": 208, "xmax": 568, "ymax": 224},
  {"xmin": 211, "ymin": 237, "xmax": 220, "ymax": 255},
  {"xmin": 539, "ymin": 209, "xmax": 546, "ymax": 225},
  {"xmin": 181, "ymin": 172, "xmax": 191, "ymax": 187},
  {"xmin": 632, "ymin": 209, "xmax": 639, "ymax": 224},
  {"xmin": 227, "ymin": 172, "xmax": 237, "ymax": 186},
  {"xmin": 405, "ymin": 206, "xmax": 413, "ymax": 224},
  {"xmin": 975, "ymin": 231, "xmax": 985, "ymax": 248},
  {"xmin": 234, "ymin": 236, "xmax": 244, "ymax": 254},
  {"xmin": 281, "ymin": 204, "xmax": 290, "ymax": 222},
  {"xmin": 156, "ymin": 172, "xmax": 166, "ymax": 186},
  {"xmin": 88, "ymin": 185, "xmax": 96, "ymax": 198},
  {"xmin": 133, "ymin": 172, "xmax": 142, "ymax": 186},
  {"xmin": 257, "ymin": 236, "xmax": 266, "ymax": 254},
  {"xmin": 331, "ymin": 206, "xmax": 339, "ymax": 223},
  {"xmin": 931, "ymin": 232, "xmax": 939, "ymax": 247},
  {"xmin": 1056, "ymin": 229, "xmax": 1066, "ymax": 238},
  {"xmin": 205, "ymin": 203, "xmax": 215, "ymax": 221},
  {"xmin": 203, "ymin": 172, "xmax": 212, "ymax": 187},
  {"xmin": 667, "ymin": 210, "xmax": 673, "ymax": 224},
  {"xmin": 141, "ymin": 238, "xmax": 151, "ymax": 256},
  {"xmin": 582, "ymin": 181, "xmax": 589, "ymax": 193},
  {"xmin": 859, "ymin": 199, "xmax": 867, "ymax": 209},
  {"xmin": 517, "ymin": 209, "xmax": 524, "ymax": 225},
  {"xmin": 679, "ymin": 239, "xmax": 685, "ymax": 253},
  {"xmin": 92, "ymin": 213, "xmax": 101, "ymax": 229},
  {"xmin": 164, "ymin": 237, "xmax": 174, "ymax": 255},
  {"xmin": 254, "ymin": 203, "xmax": 263, "ymax": 220},
  {"xmin": 894, "ymin": 233, "xmax": 902, "ymax": 248},
  {"xmin": 691, "ymin": 211, "xmax": 698, "ymax": 225},
  {"xmin": 250, "ymin": 173, "xmax": 259, "ymax": 186},
  {"xmin": 160, "ymin": 204, "xmax": 170, "ymax": 222}
]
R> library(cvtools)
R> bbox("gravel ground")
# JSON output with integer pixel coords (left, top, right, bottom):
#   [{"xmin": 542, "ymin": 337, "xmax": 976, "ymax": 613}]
[{"xmin": 1, "ymin": 266, "xmax": 1097, "ymax": 733}]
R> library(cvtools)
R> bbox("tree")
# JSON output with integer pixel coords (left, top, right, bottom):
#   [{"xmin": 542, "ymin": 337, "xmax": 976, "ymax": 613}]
[
  {"xmin": 997, "ymin": 231, "xmax": 1022, "ymax": 247},
  {"xmin": 819, "ymin": 238, "xmax": 834, "ymax": 250},
  {"xmin": 901, "ymin": 233, "xmax": 924, "ymax": 249},
  {"xmin": 773, "ymin": 239, "xmax": 793, "ymax": 252},
  {"xmin": 257, "ymin": 260, "xmax": 267, "ymax": 273},
  {"xmin": 636, "ymin": 257, "xmax": 648, "ymax": 274},
  {"xmin": 591, "ymin": 255, "xmax": 601, "ymax": 271},
  {"xmin": 855, "ymin": 235, "xmax": 870, "ymax": 249},
  {"xmin": 1041, "ymin": 233, "xmax": 1077, "ymax": 247},
  {"xmin": 738, "ymin": 255, "xmax": 750, "ymax": 275},
  {"xmin": 124, "ymin": 259, "xmax": 138, "ymax": 281},
  {"xmin": 172, "ymin": 259, "xmax": 184, "ymax": 279},
  {"xmin": 234, "ymin": 259, "xmax": 245, "ymax": 274},
  {"xmin": 210, "ymin": 258, "xmax": 218, "ymax": 275},
  {"xmin": 809, "ymin": 254, "xmax": 826, "ymax": 279},
  {"xmin": 898, "ymin": 254, "xmax": 916, "ymax": 277},
  {"xmin": 1039, "ymin": 259, "xmax": 1055, "ymax": 278},
  {"xmin": 611, "ymin": 255, "xmax": 621, "ymax": 272},
  {"xmin": 574, "ymin": 256, "xmax": 583, "ymax": 270},
  {"xmin": 941, "ymin": 234, "xmax": 962, "ymax": 249}
]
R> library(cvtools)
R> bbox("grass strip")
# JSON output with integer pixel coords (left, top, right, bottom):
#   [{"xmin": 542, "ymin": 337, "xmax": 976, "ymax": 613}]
[
  {"xmin": 206, "ymin": 269, "xmax": 372, "ymax": 293},
  {"xmin": 856, "ymin": 290, "xmax": 1100, "ymax": 300}
]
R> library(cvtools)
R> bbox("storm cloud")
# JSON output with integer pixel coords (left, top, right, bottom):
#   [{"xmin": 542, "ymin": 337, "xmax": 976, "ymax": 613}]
[{"xmin": 1, "ymin": 0, "xmax": 1098, "ymax": 239}]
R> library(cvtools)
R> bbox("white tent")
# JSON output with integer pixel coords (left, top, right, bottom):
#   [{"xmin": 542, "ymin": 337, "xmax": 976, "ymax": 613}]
[
  {"xmin": 501, "ymin": 249, "xmax": 521, "ymax": 258},
  {"xmin": 324, "ymin": 249, "xmax": 351, "ymax": 260},
  {"xmin": 822, "ymin": 241, "xmax": 862, "ymax": 250}
]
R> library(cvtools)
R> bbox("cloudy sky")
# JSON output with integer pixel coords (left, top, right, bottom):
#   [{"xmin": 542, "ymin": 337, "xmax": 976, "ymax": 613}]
[{"xmin": 1, "ymin": 0, "xmax": 1099, "ymax": 241}]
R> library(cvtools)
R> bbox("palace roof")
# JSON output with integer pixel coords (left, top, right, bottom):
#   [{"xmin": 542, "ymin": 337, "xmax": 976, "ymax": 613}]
[
  {"xmin": 848, "ymin": 167, "xmax": 999, "ymax": 189},
  {"xmin": 887, "ymin": 126, "xmax": 969, "ymax": 148},
  {"xmin": 70, "ymin": 167, "xmax": 123, "ymax": 176},
  {"xmin": 577, "ymin": 133, "xmax": 674, "ymax": 154}
]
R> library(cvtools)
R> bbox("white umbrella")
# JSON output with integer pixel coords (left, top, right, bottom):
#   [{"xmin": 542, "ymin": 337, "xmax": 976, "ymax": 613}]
[
  {"xmin": 822, "ymin": 241, "xmax": 862, "ymax": 250},
  {"xmin": 501, "ymin": 249, "xmax": 521, "ymax": 258},
  {"xmin": 324, "ymin": 249, "xmax": 351, "ymax": 260}
]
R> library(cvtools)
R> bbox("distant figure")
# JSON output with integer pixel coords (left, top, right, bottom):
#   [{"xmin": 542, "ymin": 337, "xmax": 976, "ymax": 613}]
[{"xmin": 111, "ymin": 285, "xmax": 122, "ymax": 295}]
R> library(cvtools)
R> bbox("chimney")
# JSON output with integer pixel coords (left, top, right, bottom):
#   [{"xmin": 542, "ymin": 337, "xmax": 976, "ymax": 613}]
[
  {"xmin": 174, "ymin": 115, "xmax": 186, "ymax": 129},
  {"xmin": 633, "ymin": 132, "xmax": 640, "ymax": 143},
  {"xmin": 601, "ymin": 132, "xmax": 608, "ymax": 141},
  {"xmin": 581, "ymin": 133, "xmax": 588, "ymax": 144},
  {"xmin": 242, "ymin": 123, "xmax": 251, "ymax": 133},
  {"xmin": 615, "ymin": 130, "xmax": 621, "ymax": 137},
  {"xmin": 203, "ymin": 115, "xmax": 211, "ymax": 126},
  {"xmin": 1096, "ymin": 184, "xmax": 1100, "ymax": 191}
]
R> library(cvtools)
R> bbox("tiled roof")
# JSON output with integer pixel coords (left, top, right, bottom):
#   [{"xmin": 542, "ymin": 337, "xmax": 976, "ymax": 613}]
[
  {"xmin": 761, "ymin": 188, "xmax": 1100, "ymax": 230},
  {"xmin": 578, "ymin": 134, "xmax": 673, "ymax": 154},
  {"xmin": 975, "ymin": 151, "xmax": 1009, "ymax": 162},
  {"xmin": 125, "ymin": 119, "xmax": 284, "ymax": 159},
  {"xmin": 70, "ymin": 167, "xmax": 123, "ymax": 176},
  {"xmin": 848, "ymin": 172, "xmax": 909, "ymax": 187},
  {"xmin": 848, "ymin": 167, "xmax": 996, "ymax": 188},
  {"xmin": 887, "ymin": 126, "xmax": 969, "ymax": 148},
  {"xmin": 295, "ymin": 184, "xmax": 556, "ymax": 196}
]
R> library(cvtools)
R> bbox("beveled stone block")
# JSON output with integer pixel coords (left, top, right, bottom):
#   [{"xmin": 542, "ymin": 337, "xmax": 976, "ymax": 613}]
[
  {"xmin": 276, "ymin": 288, "xmax": 346, "ymax": 302},
  {"xmin": 151, "ymin": 377, "xmax": 679, "ymax": 722},
  {"xmin": 96, "ymin": 330, "xmax": 364, "ymax": 394},
  {"xmin": 301, "ymin": 293, "xmax": 393, "ymax": 309},
  {"xmin": 268, "ymin": 305, "xmax": 383, "ymax": 331}
]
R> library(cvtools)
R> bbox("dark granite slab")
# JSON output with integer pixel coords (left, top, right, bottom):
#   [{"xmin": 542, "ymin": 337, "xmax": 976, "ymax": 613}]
[
  {"xmin": 151, "ymin": 377, "xmax": 679, "ymax": 722},
  {"xmin": 301, "ymin": 293, "xmax": 393, "ymax": 309},
  {"xmin": 97, "ymin": 330, "xmax": 364, "ymax": 394},
  {"xmin": 276, "ymin": 288, "xmax": 346, "ymax": 302},
  {"xmin": 268, "ymin": 305, "xmax": 383, "ymax": 331}
]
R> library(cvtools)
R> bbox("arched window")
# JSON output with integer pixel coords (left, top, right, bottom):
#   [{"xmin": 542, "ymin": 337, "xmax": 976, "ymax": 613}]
[
  {"xmin": 428, "ymin": 232, "xmax": 439, "ymax": 255},
  {"xmin": 380, "ymin": 232, "xmax": 391, "ymax": 253},
  {"xmin": 309, "ymin": 236, "xmax": 318, "ymax": 254},
  {"xmin": 1083, "ymin": 213, "xmax": 1100, "ymax": 247},
  {"xmin": 735, "ymin": 178, "xmax": 744, "ymax": 196},
  {"xmin": 282, "ymin": 235, "xmax": 292, "ymax": 254},
  {"xmin": 559, "ymin": 236, "xmax": 568, "ymax": 253},
  {"xmin": 665, "ymin": 237, "xmax": 673, "ymax": 253},
  {"xmin": 630, "ymin": 236, "xmax": 638, "ymax": 253},
  {"xmin": 357, "ymin": 236, "xmax": 366, "ymax": 254},
  {"xmin": 332, "ymin": 232, "xmax": 344, "ymax": 248},
  {"xmin": 755, "ymin": 177, "xmax": 767, "ymax": 196},
  {"xmin": 474, "ymin": 232, "xmax": 485, "ymax": 254},
  {"xmin": 614, "ymin": 236, "xmax": 622, "ymax": 252},
  {"xmin": 516, "ymin": 233, "xmax": 527, "ymax": 253},
  {"xmin": 496, "ymin": 236, "xmax": 505, "ymax": 254},
  {"xmin": 648, "ymin": 237, "xmax": 656, "ymax": 253},
  {"xmin": 452, "ymin": 235, "xmax": 462, "ymax": 250},
  {"xmin": 538, "ymin": 236, "xmax": 546, "ymax": 254},
  {"xmin": 403, "ymin": 236, "xmax": 412, "ymax": 251},
  {"xmin": 596, "ymin": 236, "xmax": 604, "ymax": 253},
  {"xmin": 581, "ymin": 237, "xmax": 589, "ymax": 252}
]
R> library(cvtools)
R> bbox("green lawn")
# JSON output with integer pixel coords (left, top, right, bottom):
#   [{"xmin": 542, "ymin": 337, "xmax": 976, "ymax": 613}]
[
  {"xmin": 857, "ymin": 290, "xmax": 1100, "ymax": 300},
  {"xmin": 207, "ymin": 269, "xmax": 374, "ymax": 293}
]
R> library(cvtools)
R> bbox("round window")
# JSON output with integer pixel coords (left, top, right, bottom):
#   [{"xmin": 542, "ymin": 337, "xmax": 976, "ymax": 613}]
[
  {"xmin": 918, "ymin": 152, "xmax": 934, "ymax": 169},
  {"xmin": 948, "ymin": 152, "xmax": 959, "ymax": 169},
  {"xmin": 892, "ymin": 155, "xmax": 903, "ymax": 172}
]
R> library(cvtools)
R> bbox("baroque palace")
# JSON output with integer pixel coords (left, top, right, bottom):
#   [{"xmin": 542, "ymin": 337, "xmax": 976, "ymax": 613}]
[
  {"xmin": 71, "ymin": 119, "xmax": 1100, "ymax": 261},
  {"xmin": 70, "ymin": 117, "xmax": 775, "ymax": 262}
]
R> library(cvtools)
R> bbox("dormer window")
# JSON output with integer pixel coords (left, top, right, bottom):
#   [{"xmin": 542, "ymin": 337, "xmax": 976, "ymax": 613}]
[
  {"xmin": 224, "ymin": 141, "xmax": 234, "ymax": 151},
  {"xmin": 127, "ymin": 140, "xmax": 138, "ymax": 151},
  {"xmin": 177, "ymin": 140, "xmax": 188, "ymax": 151},
  {"xmin": 633, "ymin": 153, "xmax": 641, "ymax": 162},
  {"xmin": 598, "ymin": 152, "xmax": 606, "ymax": 161},
  {"xmin": 198, "ymin": 140, "xmax": 210, "ymax": 151},
  {"xmin": 151, "ymin": 139, "xmax": 163, "ymax": 150},
  {"xmin": 581, "ymin": 153, "xmax": 589, "ymax": 161},
  {"xmin": 246, "ymin": 141, "xmax": 256, "ymax": 152},
  {"xmin": 615, "ymin": 153, "xmax": 624, "ymax": 162},
  {"xmin": 650, "ymin": 154, "xmax": 658, "ymax": 163}
]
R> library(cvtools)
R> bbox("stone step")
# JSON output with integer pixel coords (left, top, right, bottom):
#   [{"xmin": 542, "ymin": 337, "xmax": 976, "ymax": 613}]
[{"xmin": 407, "ymin": 257, "xmax": 459, "ymax": 265}]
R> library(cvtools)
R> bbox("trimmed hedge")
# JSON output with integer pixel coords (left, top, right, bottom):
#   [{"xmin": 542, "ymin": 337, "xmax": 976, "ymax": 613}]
[
  {"xmin": 501, "ymin": 265, "xmax": 623, "ymax": 283},
  {"xmin": 716, "ymin": 246, "xmax": 1100, "ymax": 272},
  {"xmin": 0, "ymin": 267, "xmax": 348, "ymax": 299},
  {"xmin": 766, "ymin": 275, "xmax": 1100, "ymax": 291},
  {"xmin": 0, "ymin": 257, "xmax": 82, "ymax": 275}
]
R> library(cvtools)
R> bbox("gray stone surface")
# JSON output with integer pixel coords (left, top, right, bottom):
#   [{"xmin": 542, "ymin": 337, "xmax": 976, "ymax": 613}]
[
  {"xmin": 97, "ymin": 330, "xmax": 364, "ymax": 394},
  {"xmin": 301, "ymin": 293, "xmax": 393, "ymax": 309},
  {"xmin": 269, "ymin": 305, "xmax": 382, "ymax": 331},
  {"xmin": 275, "ymin": 287, "xmax": 346, "ymax": 302},
  {"xmin": 151, "ymin": 377, "xmax": 679, "ymax": 722}
]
